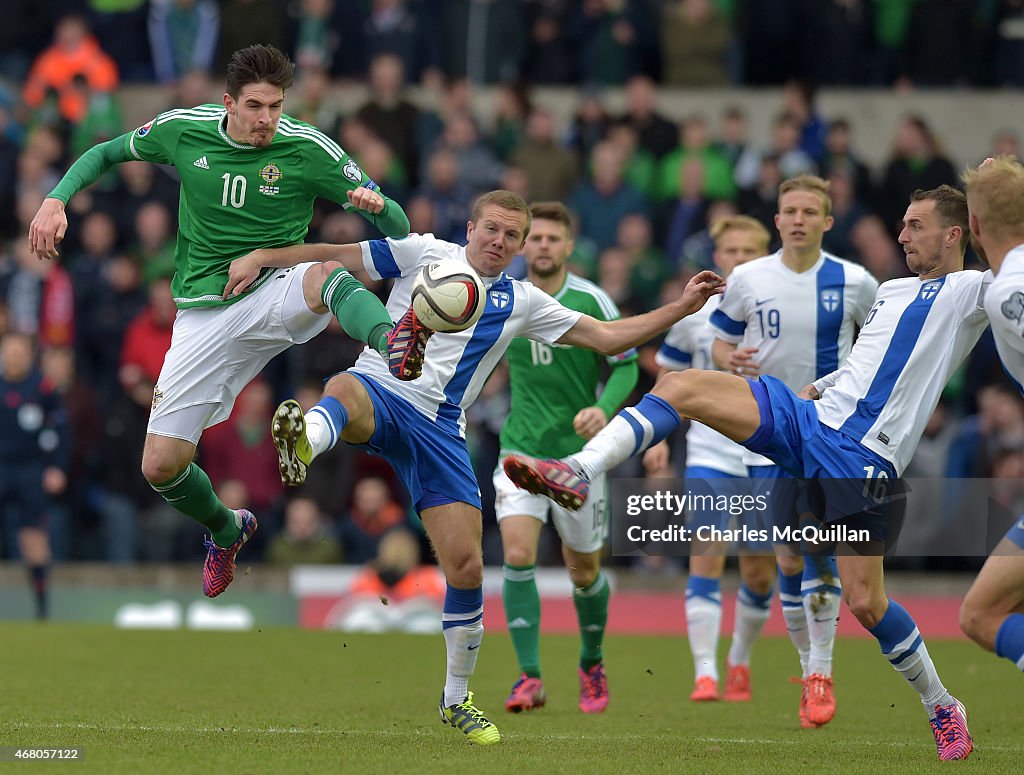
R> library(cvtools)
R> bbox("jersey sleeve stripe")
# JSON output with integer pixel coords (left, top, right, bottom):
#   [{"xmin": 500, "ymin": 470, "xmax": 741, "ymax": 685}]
[
  {"xmin": 278, "ymin": 119, "xmax": 347, "ymax": 160},
  {"xmin": 368, "ymin": 239, "xmax": 401, "ymax": 279},
  {"xmin": 275, "ymin": 125, "xmax": 342, "ymax": 161},
  {"xmin": 709, "ymin": 308, "xmax": 745, "ymax": 337},
  {"xmin": 656, "ymin": 344, "xmax": 692, "ymax": 370},
  {"xmin": 566, "ymin": 276, "xmax": 620, "ymax": 319}
]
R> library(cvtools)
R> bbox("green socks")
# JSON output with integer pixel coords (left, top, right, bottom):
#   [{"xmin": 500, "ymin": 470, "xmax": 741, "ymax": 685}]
[
  {"xmin": 503, "ymin": 564, "xmax": 541, "ymax": 678},
  {"xmin": 151, "ymin": 463, "xmax": 240, "ymax": 547},
  {"xmin": 321, "ymin": 267, "xmax": 394, "ymax": 356},
  {"xmin": 574, "ymin": 571, "xmax": 610, "ymax": 670}
]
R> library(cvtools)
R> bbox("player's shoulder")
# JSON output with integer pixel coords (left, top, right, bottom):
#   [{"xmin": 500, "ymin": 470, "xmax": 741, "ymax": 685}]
[
  {"xmin": 729, "ymin": 253, "xmax": 778, "ymax": 280},
  {"xmin": 560, "ymin": 273, "xmax": 620, "ymax": 318},
  {"xmin": 946, "ymin": 269, "xmax": 986, "ymax": 290},
  {"xmin": 151, "ymin": 103, "xmax": 225, "ymax": 130},
  {"xmin": 822, "ymin": 252, "xmax": 875, "ymax": 282},
  {"xmin": 276, "ymin": 114, "xmax": 349, "ymax": 162}
]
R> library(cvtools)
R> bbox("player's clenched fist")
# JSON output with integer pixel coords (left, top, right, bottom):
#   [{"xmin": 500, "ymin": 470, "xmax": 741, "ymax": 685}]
[
  {"xmin": 347, "ymin": 186, "xmax": 385, "ymax": 214},
  {"xmin": 28, "ymin": 197, "xmax": 68, "ymax": 260}
]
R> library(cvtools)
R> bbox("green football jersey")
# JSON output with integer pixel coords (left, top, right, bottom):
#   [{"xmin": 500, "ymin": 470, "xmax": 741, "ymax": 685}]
[
  {"xmin": 125, "ymin": 104, "xmax": 395, "ymax": 308},
  {"xmin": 501, "ymin": 273, "xmax": 638, "ymax": 459}
]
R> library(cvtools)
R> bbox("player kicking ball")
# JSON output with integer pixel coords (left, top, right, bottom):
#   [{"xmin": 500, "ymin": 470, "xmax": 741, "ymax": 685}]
[
  {"xmin": 506, "ymin": 186, "xmax": 982, "ymax": 760},
  {"xmin": 29, "ymin": 45, "xmax": 410, "ymax": 597},
  {"xmin": 257, "ymin": 190, "xmax": 723, "ymax": 744}
]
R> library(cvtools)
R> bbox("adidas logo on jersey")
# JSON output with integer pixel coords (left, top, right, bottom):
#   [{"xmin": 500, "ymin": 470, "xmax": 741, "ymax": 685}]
[{"xmin": 193, "ymin": 156, "xmax": 209, "ymax": 169}]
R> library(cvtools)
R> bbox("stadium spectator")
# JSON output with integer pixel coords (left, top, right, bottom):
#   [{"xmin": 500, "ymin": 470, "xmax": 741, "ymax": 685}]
[
  {"xmin": 656, "ymin": 114, "xmax": 736, "ymax": 203},
  {"xmin": 414, "ymin": 149, "xmax": 475, "ymax": 245},
  {"xmin": 780, "ymin": 80, "xmax": 827, "ymax": 163},
  {"xmin": 614, "ymin": 75, "xmax": 677, "ymax": 160},
  {"xmin": 440, "ymin": 0, "xmax": 525, "ymax": 83},
  {"xmin": 822, "ymin": 170, "xmax": 869, "ymax": 260},
  {"xmin": 613, "ymin": 212, "xmax": 670, "ymax": 302},
  {"xmin": 129, "ymin": 202, "xmax": 175, "ymax": 284},
  {"xmin": 287, "ymin": 66, "xmax": 343, "ymax": 139},
  {"xmin": 337, "ymin": 526, "xmax": 446, "ymax": 633},
  {"xmin": 604, "ymin": 123, "xmax": 657, "ymax": 200},
  {"xmin": 661, "ymin": 158, "xmax": 712, "ymax": 268},
  {"xmin": 266, "ymin": 495, "xmax": 343, "ymax": 566},
  {"xmin": 733, "ymin": 113, "xmax": 817, "ymax": 191},
  {"xmin": 148, "ymin": 0, "xmax": 220, "ymax": 84},
  {"xmin": 293, "ymin": 0, "xmax": 336, "ymax": 74},
  {"xmin": 569, "ymin": 0, "xmax": 657, "ymax": 85},
  {"xmin": 361, "ymin": 0, "xmax": 443, "ymax": 86},
  {"xmin": 659, "ymin": 0, "xmax": 731, "ymax": 87},
  {"xmin": 0, "ymin": 332, "xmax": 69, "ymax": 618},
  {"xmin": 569, "ymin": 140, "xmax": 649, "ymax": 252},
  {"xmin": 567, "ymin": 88, "xmax": 612, "ymax": 161},
  {"xmin": 2, "ymin": 238, "xmax": 75, "ymax": 350},
  {"xmin": 426, "ymin": 112, "xmax": 504, "ymax": 195},
  {"xmin": 119, "ymin": 276, "xmax": 176, "ymax": 402},
  {"xmin": 713, "ymin": 106, "xmax": 750, "ymax": 170},
  {"xmin": 22, "ymin": 15, "xmax": 120, "ymax": 125},
  {"xmin": 848, "ymin": 214, "xmax": 910, "ymax": 282},
  {"xmin": 356, "ymin": 54, "xmax": 423, "ymax": 188},
  {"xmin": 677, "ymin": 199, "xmax": 741, "ymax": 277},
  {"xmin": 521, "ymin": 0, "xmax": 577, "ymax": 84},
  {"xmin": 509, "ymin": 107, "xmax": 580, "ymax": 203},
  {"xmin": 736, "ymin": 153, "xmax": 784, "ymax": 240},
  {"xmin": 878, "ymin": 115, "xmax": 957, "ymax": 238},
  {"xmin": 818, "ymin": 118, "xmax": 876, "ymax": 211},
  {"xmin": 340, "ymin": 475, "xmax": 407, "ymax": 564}
]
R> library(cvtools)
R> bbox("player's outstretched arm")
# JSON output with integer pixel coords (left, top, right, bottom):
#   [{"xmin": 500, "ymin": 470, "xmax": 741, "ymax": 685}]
[
  {"xmin": 29, "ymin": 136, "xmax": 133, "ymax": 259},
  {"xmin": 557, "ymin": 270, "xmax": 724, "ymax": 356}
]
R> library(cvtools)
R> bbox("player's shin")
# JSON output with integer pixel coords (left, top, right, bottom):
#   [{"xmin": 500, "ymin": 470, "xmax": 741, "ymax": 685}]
[
  {"xmin": 803, "ymin": 553, "xmax": 841, "ymax": 677},
  {"xmin": 869, "ymin": 599, "xmax": 955, "ymax": 715},
  {"xmin": 574, "ymin": 571, "xmax": 610, "ymax": 670},
  {"xmin": 503, "ymin": 565, "xmax": 541, "ymax": 677},
  {"xmin": 442, "ymin": 585, "xmax": 484, "ymax": 707},
  {"xmin": 150, "ymin": 463, "xmax": 240, "ymax": 546},
  {"xmin": 321, "ymin": 267, "xmax": 394, "ymax": 356},
  {"xmin": 569, "ymin": 395, "xmax": 680, "ymax": 481},
  {"xmin": 304, "ymin": 396, "xmax": 348, "ymax": 460},
  {"xmin": 728, "ymin": 582, "xmax": 773, "ymax": 666},
  {"xmin": 779, "ymin": 568, "xmax": 811, "ymax": 675},
  {"xmin": 686, "ymin": 576, "xmax": 723, "ymax": 681}
]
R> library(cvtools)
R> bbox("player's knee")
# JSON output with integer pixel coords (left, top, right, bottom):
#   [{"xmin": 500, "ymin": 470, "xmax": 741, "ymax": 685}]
[
  {"xmin": 445, "ymin": 551, "xmax": 483, "ymax": 588},
  {"xmin": 568, "ymin": 565, "xmax": 599, "ymax": 590},
  {"xmin": 140, "ymin": 452, "xmax": 185, "ymax": 486},
  {"xmin": 503, "ymin": 542, "xmax": 536, "ymax": 568},
  {"xmin": 741, "ymin": 560, "xmax": 775, "ymax": 595},
  {"xmin": 958, "ymin": 599, "xmax": 993, "ymax": 650},
  {"xmin": 654, "ymin": 371, "xmax": 696, "ymax": 411},
  {"xmin": 844, "ymin": 588, "xmax": 883, "ymax": 628},
  {"xmin": 776, "ymin": 554, "xmax": 803, "ymax": 577}
]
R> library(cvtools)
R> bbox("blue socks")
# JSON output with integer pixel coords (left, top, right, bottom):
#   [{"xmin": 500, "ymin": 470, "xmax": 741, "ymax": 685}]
[{"xmin": 995, "ymin": 613, "xmax": 1024, "ymax": 671}]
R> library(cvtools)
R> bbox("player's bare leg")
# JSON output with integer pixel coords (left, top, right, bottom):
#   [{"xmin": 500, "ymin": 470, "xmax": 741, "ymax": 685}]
[
  {"xmin": 143, "ymin": 432, "xmax": 257, "ymax": 597},
  {"xmin": 960, "ymin": 537, "xmax": 1024, "ymax": 669},
  {"xmin": 422, "ymin": 501, "xmax": 500, "ymax": 744},
  {"xmin": 500, "ymin": 516, "xmax": 548, "ymax": 712},
  {"xmin": 839, "ymin": 552, "xmax": 972, "ymax": 760},
  {"xmin": 505, "ymin": 371, "xmax": 761, "ymax": 507},
  {"xmin": 563, "ymin": 545, "xmax": 609, "ymax": 713}
]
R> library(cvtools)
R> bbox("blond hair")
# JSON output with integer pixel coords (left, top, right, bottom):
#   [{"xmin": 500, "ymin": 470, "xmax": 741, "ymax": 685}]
[
  {"xmin": 710, "ymin": 215, "xmax": 771, "ymax": 253},
  {"xmin": 962, "ymin": 156, "xmax": 1024, "ymax": 241},
  {"xmin": 471, "ymin": 190, "xmax": 532, "ymax": 237},
  {"xmin": 778, "ymin": 175, "xmax": 832, "ymax": 217}
]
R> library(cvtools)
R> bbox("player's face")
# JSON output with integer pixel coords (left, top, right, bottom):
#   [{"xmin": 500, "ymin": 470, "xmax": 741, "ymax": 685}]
[
  {"xmin": 898, "ymin": 199, "xmax": 959, "ymax": 277},
  {"xmin": 523, "ymin": 217, "xmax": 573, "ymax": 278},
  {"xmin": 775, "ymin": 190, "xmax": 833, "ymax": 251},
  {"xmin": 465, "ymin": 205, "xmax": 529, "ymax": 277},
  {"xmin": 223, "ymin": 82, "xmax": 285, "ymax": 148},
  {"xmin": 713, "ymin": 229, "xmax": 764, "ymax": 277}
]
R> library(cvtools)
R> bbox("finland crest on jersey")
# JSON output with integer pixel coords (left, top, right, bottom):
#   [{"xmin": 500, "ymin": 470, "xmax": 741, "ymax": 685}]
[
  {"xmin": 984, "ymin": 243, "xmax": 1024, "ymax": 393},
  {"xmin": 657, "ymin": 296, "xmax": 746, "ymax": 477},
  {"xmin": 353, "ymin": 233, "xmax": 583, "ymax": 437},
  {"xmin": 813, "ymin": 270, "xmax": 990, "ymax": 475}
]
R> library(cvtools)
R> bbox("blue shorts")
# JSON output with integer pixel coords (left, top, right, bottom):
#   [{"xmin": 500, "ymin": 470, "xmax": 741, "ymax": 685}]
[
  {"xmin": 684, "ymin": 465, "xmax": 770, "ymax": 550},
  {"xmin": 351, "ymin": 373, "xmax": 481, "ymax": 513},
  {"xmin": 743, "ymin": 376, "xmax": 899, "ymax": 541},
  {"xmin": 1006, "ymin": 515, "xmax": 1024, "ymax": 550}
]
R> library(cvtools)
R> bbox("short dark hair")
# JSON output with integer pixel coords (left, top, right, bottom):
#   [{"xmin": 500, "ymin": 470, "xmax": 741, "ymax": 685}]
[
  {"xmin": 910, "ymin": 185, "xmax": 969, "ymax": 250},
  {"xmin": 529, "ymin": 201, "xmax": 573, "ymax": 235},
  {"xmin": 225, "ymin": 45, "xmax": 294, "ymax": 98}
]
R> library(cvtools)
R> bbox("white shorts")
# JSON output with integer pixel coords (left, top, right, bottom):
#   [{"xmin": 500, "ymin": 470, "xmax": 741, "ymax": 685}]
[
  {"xmin": 493, "ymin": 456, "xmax": 608, "ymax": 554},
  {"xmin": 148, "ymin": 263, "xmax": 329, "ymax": 444}
]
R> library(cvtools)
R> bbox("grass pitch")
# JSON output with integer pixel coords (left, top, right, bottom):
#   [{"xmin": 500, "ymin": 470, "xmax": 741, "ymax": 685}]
[{"xmin": 0, "ymin": 623, "xmax": 1019, "ymax": 774}]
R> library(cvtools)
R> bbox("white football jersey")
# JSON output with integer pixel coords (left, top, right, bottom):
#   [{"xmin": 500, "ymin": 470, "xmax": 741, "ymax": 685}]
[
  {"xmin": 813, "ymin": 271, "xmax": 990, "ymax": 475},
  {"xmin": 657, "ymin": 296, "xmax": 747, "ymax": 477},
  {"xmin": 353, "ymin": 233, "xmax": 583, "ymax": 436},
  {"xmin": 984, "ymin": 243, "xmax": 1024, "ymax": 392},
  {"xmin": 709, "ymin": 250, "xmax": 878, "ymax": 465}
]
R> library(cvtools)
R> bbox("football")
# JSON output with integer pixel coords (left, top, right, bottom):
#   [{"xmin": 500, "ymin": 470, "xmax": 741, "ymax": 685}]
[{"xmin": 410, "ymin": 259, "xmax": 486, "ymax": 332}]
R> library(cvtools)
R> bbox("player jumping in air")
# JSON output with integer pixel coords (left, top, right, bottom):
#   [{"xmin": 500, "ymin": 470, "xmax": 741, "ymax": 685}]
[
  {"xmin": 496, "ymin": 202, "xmax": 639, "ymax": 715},
  {"xmin": 506, "ymin": 186, "xmax": 985, "ymax": 760},
  {"xmin": 257, "ymin": 190, "xmax": 722, "ymax": 744},
  {"xmin": 28, "ymin": 45, "xmax": 410, "ymax": 598}
]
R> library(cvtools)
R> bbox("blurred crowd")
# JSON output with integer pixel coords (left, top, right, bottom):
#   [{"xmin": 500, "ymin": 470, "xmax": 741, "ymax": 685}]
[{"xmin": 1, "ymin": 0, "xmax": 1023, "ymax": 570}]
